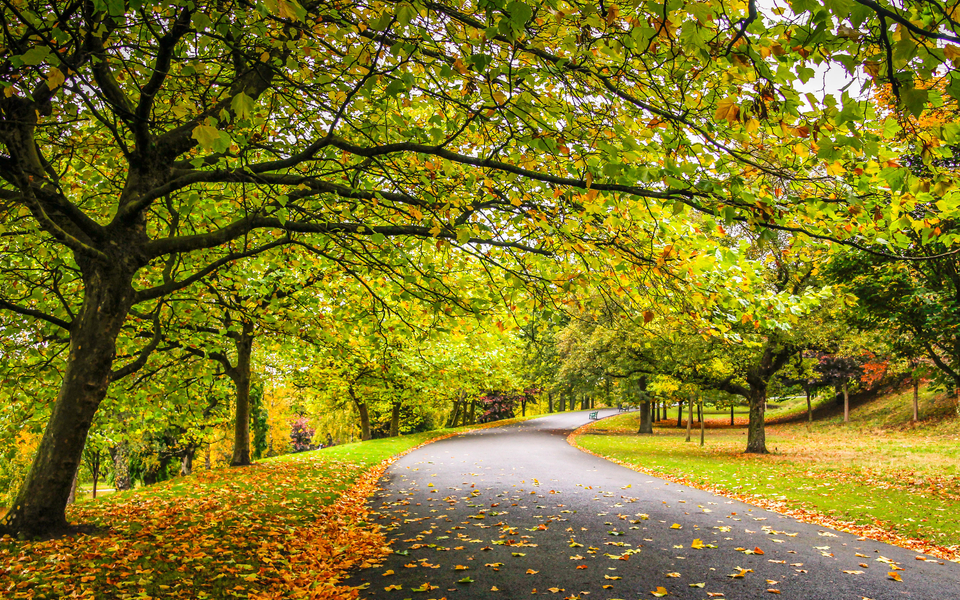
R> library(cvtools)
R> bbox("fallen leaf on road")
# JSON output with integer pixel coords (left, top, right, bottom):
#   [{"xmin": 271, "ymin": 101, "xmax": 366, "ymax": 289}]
[
  {"xmin": 843, "ymin": 570, "xmax": 864, "ymax": 574},
  {"xmin": 766, "ymin": 589, "xmax": 781, "ymax": 594},
  {"xmin": 689, "ymin": 583, "xmax": 705, "ymax": 588},
  {"xmin": 651, "ymin": 587, "xmax": 669, "ymax": 597},
  {"xmin": 526, "ymin": 569, "xmax": 539, "ymax": 575},
  {"xmin": 888, "ymin": 571, "xmax": 902, "ymax": 582},
  {"xmin": 384, "ymin": 584, "xmax": 402, "ymax": 591},
  {"xmin": 666, "ymin": 572, "xmax": 680, "ymax": 578},
  {"xmin": 670, "ymin": 524, "xmax": 682, "ymax": 529}
]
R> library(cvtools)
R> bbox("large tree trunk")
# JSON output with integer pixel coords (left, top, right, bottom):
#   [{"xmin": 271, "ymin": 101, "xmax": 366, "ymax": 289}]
[
  {"xmin": 389, "ymin": 402, "xmax": 401, "ymax": 437},
  {"xmin": 637, "ymin": 401, "xmax": 653, "ymax": 434},
  {"xmin": 548, "ymin": 392, "xmax": 554, "ymax": 413},
  {"xmin": 349, "ymin": 386, "xmax": 372, "ymax": 440},
  {"xmin": 745, "ymin": 387, "xmax": 768, "ymax": 454},
  {"xmin": 229, "ymin": 320, "xmax": 255, "ymax": 466},
  {"xmin": 0, "ymin": 266, "xmax": 135, "ymax": 537}
]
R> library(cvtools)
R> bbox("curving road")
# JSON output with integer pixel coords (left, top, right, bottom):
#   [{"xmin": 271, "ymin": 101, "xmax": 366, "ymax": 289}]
[{"xmin": 347, "ymin": 410, "xmax": 960, "ymax": 599}]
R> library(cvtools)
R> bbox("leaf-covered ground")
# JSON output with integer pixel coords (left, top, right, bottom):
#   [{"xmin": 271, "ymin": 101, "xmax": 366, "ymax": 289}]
[
  {"xmin": 575, "ymin": 398, "xmax": 960, "ymax": 562},
  {"xmin": 0, "ymin": 425, "xmax": 523, "ymax": 599}
]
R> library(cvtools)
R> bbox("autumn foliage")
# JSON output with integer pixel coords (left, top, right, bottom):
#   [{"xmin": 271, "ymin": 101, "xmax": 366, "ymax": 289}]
[{"xmin": 0, "ymin": 451, "xmax": 393, "ymax": 599}]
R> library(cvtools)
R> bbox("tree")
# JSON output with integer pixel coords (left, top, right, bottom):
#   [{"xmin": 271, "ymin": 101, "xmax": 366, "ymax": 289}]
[{"xmin": 4, "ymin": 0, "xmax": 959, "ymax": 538}]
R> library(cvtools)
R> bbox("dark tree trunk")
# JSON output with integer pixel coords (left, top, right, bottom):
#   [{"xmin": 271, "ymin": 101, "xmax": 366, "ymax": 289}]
[
  {"xmin": 676, "ymin": 401, "xmax": 683, "ymax": 427},
  {"xmin": 349, "ymin": 386, "xmax": 372, "ymax": 440},
  {"xmin": 521, "ymin": 396, "xmax": 527, "ymax": 416},
  {"xmin": 697, "ymin": 402, "xmax": 702, "ymax": 423},
  {"xmin": 0, "ymin": 265, "xmax": 136, "ymax": 537},
  {"xmin": 685, "ymin": 398, "xmax": 692, "ymax": 442},
  {"xmin": 637, "ymin": 401, "xmax": 653, "ymax": 434},
  {"xmin": 730, "ymin": 405, "xmax": 735, "ymax": 426},
  {"xmin": 745, "ymin": 387, "xmax": 768, "ymax": 454},
  {"xmin": 390, "ymin": 402, "xmax": 401, "ymax": 437},
  {"xmin": 548, "ymin": 392, "xmax": 554, "ymax": 413},
  {"xmin": 448, "ymin": 396, "xmax": 462, "ymax": 427},
  {"xmin": 700, "ymin": 400, "xmax": 705, "ymax": 446},
  {"xmin": 468, "ymin": 399, "xmax": 476, "ymax": 424},
  {"xmin": 229, "ymin": 320, "xmax": 255, "ymax": 467},
  {"xmin": 90, "ymin": 455, "xmax": 100, "ymax": 500}
]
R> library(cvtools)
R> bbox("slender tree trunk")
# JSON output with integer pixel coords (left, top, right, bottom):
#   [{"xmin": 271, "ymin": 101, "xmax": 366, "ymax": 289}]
[
  {"xmin": 697, "ymin": 402, "xmax": 702, "ymax": 423},
  {"xmin": 745, "ymin": 387, "xmax": 768, "ymax": 454},
  {"xmin": 348, "ymin": 386, "xmax": 372, "ymax": 440},
  {"xmin": 912, "ymin": 376, "xmax": 920, "ymax": 422},
  {"xmin": 637, "ymin": 401, "xmax": 653, "ymax": 434},
  {"xmin": 448, "ymin": 397, "xmax": 462, "ymax": 427},
  {"xmin": 676, "ymin": 400, "xmax": 683, "ymax": 427},
  {"xmin": 90, "ymin": 454, "xmax": 100, "ymax": 500},
  {"xmin": 468, "ymin": 399, "xmax": 476, "ymax": 424},
  {"xmin": 685, "ymin": 397, "xmax": 692, "ymax": 442},
  {"xmin": 842, "ymin": 381, "xmax": 850, "ymax": 424},
  {"xmin": 548, "ymin": 392, "xmax": 553, "ymax": 413},
  {"xmin": 521, "ymin": 396, "xmax": 526, "ymax": 416},
  {"xmin": 390, "ymin": 402, "xmax": 401, "ymax": 437},
  {"xmin": 1, "ymin": 266, "xmax": 136, "ymax": 537},
  {"xmin": 806, "ymin": 385, "xmax": 812, "ymax": 428},
  {"xmin": 730, "ymin": 405, "xmax": 734, "ymax": 426},
  {"xmin": 229, "ymin": 320, "xmax": 255, "ymax": 467},
  {"xmin": 700, "ymin": 399, "xmax": 705, "ymax": 446}
]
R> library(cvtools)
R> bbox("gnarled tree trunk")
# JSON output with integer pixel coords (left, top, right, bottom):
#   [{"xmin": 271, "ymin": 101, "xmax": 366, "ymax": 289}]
[{"xmin": 0, "ymin": 263, "xmax": 137, "ymax": 537}]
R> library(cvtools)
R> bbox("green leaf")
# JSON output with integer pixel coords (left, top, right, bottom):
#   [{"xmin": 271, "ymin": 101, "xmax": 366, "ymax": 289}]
[
  {"xmin": 20, "ymin": 47, "xmax": 52, "ymax": 66},
  {"xmin": 231, "ymin": 92, "xmax": 256, "ymax": 120},
  {"xmin": 192, "ymin": 124, "xmax": 223, "ymax": 150}
]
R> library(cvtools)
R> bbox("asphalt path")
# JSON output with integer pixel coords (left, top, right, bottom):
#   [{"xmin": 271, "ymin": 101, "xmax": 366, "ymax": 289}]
[{"xmin": 347, "ymin": 410, "xmax": 960, "ymax": 599}]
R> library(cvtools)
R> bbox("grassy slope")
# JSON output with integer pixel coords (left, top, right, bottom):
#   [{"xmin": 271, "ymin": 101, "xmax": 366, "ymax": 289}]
[
  {"xmin": 0, "ymin": 424, "xmax": 506, "ymax": 599},
  {"xmin": 576, "ymin": 384, "xmax": 960, "ymax": 559}
]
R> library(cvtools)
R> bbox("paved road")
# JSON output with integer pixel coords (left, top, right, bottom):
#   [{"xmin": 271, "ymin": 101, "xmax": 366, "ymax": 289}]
[{"xmin": 347, "ymin": 410, "xmax": 960, "ymax": 599}]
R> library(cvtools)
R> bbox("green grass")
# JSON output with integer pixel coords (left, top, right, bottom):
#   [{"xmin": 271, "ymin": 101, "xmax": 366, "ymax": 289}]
[
  {"xmin": 0, "ymin": 424, "xmax": 489, "ymax": 599},
  {"xmin": 577, "ymin": 385, "xmax": 960, "ymax": 553}
]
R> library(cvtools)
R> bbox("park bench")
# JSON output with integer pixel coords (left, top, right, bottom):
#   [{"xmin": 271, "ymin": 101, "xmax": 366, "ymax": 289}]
[{"xmin": 589, "ymin": 411, "xmax": 599, "ymax": 419}]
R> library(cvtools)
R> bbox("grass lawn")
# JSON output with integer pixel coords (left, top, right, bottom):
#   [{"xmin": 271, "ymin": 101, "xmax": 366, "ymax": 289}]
[
  {"xmin": 575, "ymin": 384, "xmax": 960, "ymax": 561},
  {"xmin": 0, "ymin": 424, "xmax": 504, "ymax": 599}
]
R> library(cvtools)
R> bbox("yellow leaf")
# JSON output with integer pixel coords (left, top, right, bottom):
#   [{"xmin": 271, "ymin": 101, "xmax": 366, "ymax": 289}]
[
  {"xmin": 714, "ymin": 97, "xmax": 740, "ymax": 125},
  {"xmin": 670, "ymin": 523, "xmax": 682, "ymax": 529},
  {"xmin": 454, "ymin": 565, "xmax": 469, "ymax": 571},
  {"xmin": 666, "ymin": 572, "xmax": 680, "ymax": 578},
  {"xmin": 384, "ymin": 584, "xmax": 402, "ymax": 591},
  {"xmin": 651, "ymin": 587, "xmax": 669, "ymax": 597},
  {"xmin": 492, "ymin": 91, "xmax": 507, "ymax": 105},
  {"xmin": 888, "ymin": 571, "xmax": 902, "ymax": 582},
  {"xmin": 691, "ymin": 539, "xmax": 704, "ymax": 549},
  {"xmin": 46, "ymin": 67, "xmax": 65, "ymax": 91},
  {"xmin": 382, "ymin": 570, "xmax": 395, "ymax": 576},
  {"xmin": 526, "ymin": 569, "xmax": 539, "ymax": 574}
]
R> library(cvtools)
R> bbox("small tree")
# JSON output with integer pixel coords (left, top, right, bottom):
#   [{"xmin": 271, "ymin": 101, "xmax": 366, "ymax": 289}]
[
  {"xmin": 289, "ymin": 417, "xmax": 315, "ymax": 453},
  {"xmin": 478, "ymin": 391, "xmax": 518, "ymax": 423}
]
